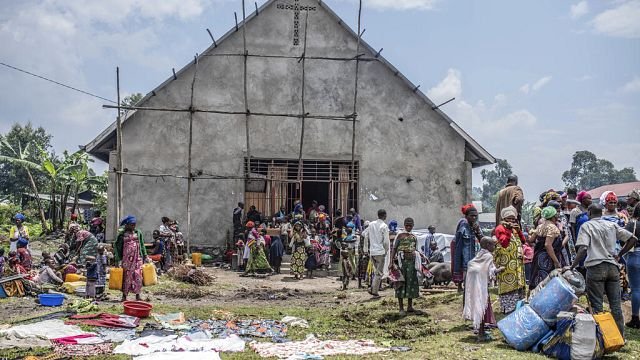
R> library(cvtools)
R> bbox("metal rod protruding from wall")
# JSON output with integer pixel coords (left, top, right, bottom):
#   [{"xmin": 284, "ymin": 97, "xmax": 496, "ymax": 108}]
[
  {"xmin": 412, "ymin": 85, "xmax": 420, "ymax": 92},
  {"xmin": 375, "ymin": 48, "xmax": 383, "ymax": 58},
  {"xmin": 172, "ymin": 68, "xmax": 177, "ymax": 80},
  {"xmin": 255, "ymin": 2, "xmax": 259, "ymax": 14},
  {"xmin": 206, "ymin": 29, "xmax": 217, "ymax": 47},
  {"xmin": 234, "ymin": 12, "xmax": 239, "ymax": 31},
  {"xmin": 432, "ymin": 97, "xmax": 455, "ymax": 110}
]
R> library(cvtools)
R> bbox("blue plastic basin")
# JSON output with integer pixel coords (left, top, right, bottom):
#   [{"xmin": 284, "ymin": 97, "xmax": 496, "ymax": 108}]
[{"xmin": 39, "ymin": 293, "xmax": 65, "ymax": 307}]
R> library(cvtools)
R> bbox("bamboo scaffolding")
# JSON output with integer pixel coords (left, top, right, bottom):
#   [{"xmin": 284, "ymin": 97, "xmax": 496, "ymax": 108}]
[
  {"xmin": 350, "ymin": 0, "xmax": 363, "ymax": 189},
  {"xmin": 296, "ymin": 11, "xmax": 310, "ymax": 184},
  {"xmin": 115, "ymin": 67, "xmax": 123, "ymax": 237},
  {"xmin": 186, "ymin": 55, "xmax": 198, "ymax": 255}
]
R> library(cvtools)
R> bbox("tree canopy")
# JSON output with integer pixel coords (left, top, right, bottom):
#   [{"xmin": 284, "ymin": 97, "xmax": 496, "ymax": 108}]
[{"xmin": 561, "ymin": 150, "xmax": 637, "ymax": 190}]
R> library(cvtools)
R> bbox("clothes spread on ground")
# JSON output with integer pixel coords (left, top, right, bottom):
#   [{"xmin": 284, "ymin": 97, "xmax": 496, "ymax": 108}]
[
  {"xmin": 153, "ymin": 312, "xmax": 189, "ymax": 330},
  {"xmin": 53, "ymin": 343, "xmax": 113, "ymax": 357},
  {"xmin": 190, "ymin": 319, "xmax": 288, "ymax": 338},
  {"xmin": 250, "ymin": 334, "xmax": 389, "ymax": 359},
  {"xmin": 66, "ymin": 313, "xmax": 140, "ymax": 328},
  {"xmin": 51, "ymin": 334, "xmax": 104, "ymax": 345},
  {"xmin": 97, "ymin": 329, "xmax": 137, "ymax": 343},
  {"xmin": 0, "ymin": 319, "xmax": 92, "ymax": 340},
  {"xmin": 113, "ymin": 334, "xmax": 245, "ymax": 356}
]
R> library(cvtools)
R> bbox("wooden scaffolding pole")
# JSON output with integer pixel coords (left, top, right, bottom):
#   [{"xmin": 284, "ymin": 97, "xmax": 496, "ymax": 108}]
[
  {"xmin": 186, "ymin": 55, "xmax": 198, "ymax": 256},
  {"xmin": 242, "ymin": 0, "xmax": 251, "ymax": 177},
  {"xmin": 115, "ymin": 67, "xmax": 123, "ymax": 237},
  {"xmin": 297, "ymin": 11, "xmax": 310, "ymax": 185},
  {"xmin": 350, "ymin": 0, "xmax": 363, "ymax": 199}
]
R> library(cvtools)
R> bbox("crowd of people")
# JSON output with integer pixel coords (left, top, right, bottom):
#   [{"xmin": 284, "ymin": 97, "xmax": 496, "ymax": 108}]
[{"xmin": 460, "ymin": 175, "xmax": 640, "ymax": 341}]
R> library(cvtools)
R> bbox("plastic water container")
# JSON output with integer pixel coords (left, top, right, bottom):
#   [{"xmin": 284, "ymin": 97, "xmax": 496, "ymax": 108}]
[
  {"xmin": 109, "ymin": 267, "xmax": 123, "ymax": 290},
  {"xmin": 593, "ymin": 312, "xmax": 624, "ymax": 353},
  {"xmin": 65, "ymin": 273, "xmax": 86, "ymax": 282},
  {"xmin": 39, "ymin": 293, "xmax": 65, "ymax": 307},
  {"xmin": 192, "ymin": 252, "xmax": 202, "ymax": 266},
  {"xmin": 498, "ymin": 304, "xmax": 550, "ymax": 351},
  {"xmin": 142, "ymin": 263, "xmax": 158, "ymax": 286},
  {"xmin": 529, "ymin": 276, "xmax": 578, "ymax": 325}
]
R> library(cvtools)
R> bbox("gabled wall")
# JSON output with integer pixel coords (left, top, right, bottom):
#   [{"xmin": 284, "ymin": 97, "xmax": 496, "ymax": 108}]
[{"xmin": 112, "ymin": 0, "xmax": 470, "ymax": 245}]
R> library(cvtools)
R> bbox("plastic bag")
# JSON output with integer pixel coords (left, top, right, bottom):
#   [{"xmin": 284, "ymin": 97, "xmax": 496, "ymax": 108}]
[
  {"xmin": 541, "ymin": 317, "xmax": 572, "ymax": 360},
  {"xmin": 498, "ymin": 304, "xmax": 550, "ymax": 351}
]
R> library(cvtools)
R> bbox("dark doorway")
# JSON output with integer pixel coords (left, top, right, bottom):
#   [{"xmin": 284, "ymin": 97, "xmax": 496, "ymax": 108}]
[{"xmin": 302, "ymin": 182, "xmax": 329, "ymax": 211}]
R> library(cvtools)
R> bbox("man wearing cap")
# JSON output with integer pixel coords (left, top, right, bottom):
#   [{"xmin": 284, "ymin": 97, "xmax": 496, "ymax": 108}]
[
  {"xmin": 628, "ymin": 190, "xmax": 640, "ymax": 215},
  {"xmin": 571, "ymin": 204, "xmax": 638, "ymax": 337},
  {"xmin": 495, "ymin": 175, "xmax": 524, "ymax": 225}
]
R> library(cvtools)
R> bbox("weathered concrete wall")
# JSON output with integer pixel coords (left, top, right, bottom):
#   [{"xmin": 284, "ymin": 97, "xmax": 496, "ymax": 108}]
[{"xmin": 116, "ymin": 0, "xmax": 472, "ymax": 245}]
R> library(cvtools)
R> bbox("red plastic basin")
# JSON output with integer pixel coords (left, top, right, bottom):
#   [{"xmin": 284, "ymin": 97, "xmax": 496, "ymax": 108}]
[{"xmin": 123, "ymin": 300, "xmax": 153, "ymax": 318}]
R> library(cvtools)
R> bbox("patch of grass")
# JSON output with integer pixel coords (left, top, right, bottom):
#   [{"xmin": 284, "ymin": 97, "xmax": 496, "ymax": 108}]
[{"xmin": 0, "ymin": 346, "xmax": 51, "ymax": 359}]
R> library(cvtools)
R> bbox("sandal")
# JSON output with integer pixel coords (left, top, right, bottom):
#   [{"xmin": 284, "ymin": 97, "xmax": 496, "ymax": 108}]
[{"xmin": 477, "ymin": 333, "xmax": 493, "ymax": 342}]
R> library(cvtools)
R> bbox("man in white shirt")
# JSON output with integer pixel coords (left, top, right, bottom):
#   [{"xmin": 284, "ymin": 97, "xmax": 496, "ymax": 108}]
[
  {"xmin": 364, "ymin": 209, "xmax": 390, "ymax": 298},
  {"xmin": 572, "ymin": 204, "xmax": 637, "ymax": 337}
]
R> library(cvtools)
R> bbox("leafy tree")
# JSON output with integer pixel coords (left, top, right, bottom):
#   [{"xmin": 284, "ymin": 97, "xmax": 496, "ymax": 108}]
[
  {"xmin": 121, "ymin": 93, "xmax": 143, "ymax": 118},
  {"xmin": 0, "ymin": 140, "xmax": 49, "ymax": 231},
  {"xmin": 480, "ymin": 159, "xmax": 513, "ymax": 212},
  {"xmin": 562, "ymin": 150, "xmax": 637, "ymax": 190},
  {"xmin": 0, "ymin": 123, "xmax": 52, "ymax": 202},
  {"xmin": 521, "ymin": 201, "xmax": 536, "ymax": 229},
  {"xmin": 472, "ymin": 186, "xmax": 483, "ymax": 201}
]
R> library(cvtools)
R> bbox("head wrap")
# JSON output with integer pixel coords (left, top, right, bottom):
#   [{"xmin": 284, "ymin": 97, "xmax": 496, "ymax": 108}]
[
  {"xmin": 76, "ymin": 230, "xmax": 92, "ymax": 242},
  {"xmin": 346, "ymin": 222, "xmax": 356, "ymax": 229},
  {"xmin": 541, "ymin": 206, "xmax": 557, "ymax": 220},
  {"xmin": 629, "ymin": 189, "xmax": 640, "ymax": 201},
  {"xmin": 604, "ymin": 191, "xmax": 618, "ymax": 204},
  {"xmin": 544, "ymin": 191, "xmax": 560, "ymax": 205},
  {"xmin": 547, "ymin": 200, "xmax": 561, "ymax": 210},
  {"xmin": 68, "ymin": 223, "xmax": 80, "ymax": 232},
  {"xmin": 251, "ymin": 228, "xmax": 259, "ymax": 238},
  {"xmin": 14, "ymin": 213, "xmax": 25, "ymax": 222},
  {"xmin": 17, "ymin": 238, "xmax": 28, "ymax": 248},
  {"xmin": 558, "ymin": 191, "xmax": 567, "ymax": 199},
  {"xmin": 70, "ymin": 213, "xmax": 78, "ymax": 220},
  {"xmin": 364, "ymin": 221, "xmax": 370, "ymax": 227},
  {"xmin": 245, "ymin": 221, "xmax": 255, "ymax": 228},
  {"xmin": 318, "ymin": 205, "xmax": 325, "ymax": 211},
  {"xmin": 500, "ymin": 206, "xmax": 518, "ymax": 220},
  {"xmin": 120, "ymin": 215, "xmax": 137, "ymax": 226},
  {"xmin": 576, "ymin": 191, "xmax": 589, "ymax": 203},
  {"xmin": 389, "ymin": 220, "xmax": 398, "ymax": 232},
  {"xmin": 461, "ymin": 204, "xmax": 476, "ymax": 215}
]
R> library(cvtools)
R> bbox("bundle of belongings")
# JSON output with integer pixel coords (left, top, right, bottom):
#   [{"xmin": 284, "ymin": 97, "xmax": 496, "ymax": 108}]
[{"xmin": 498, "ymin": 269, "xmax": 624, "ymax": 359}]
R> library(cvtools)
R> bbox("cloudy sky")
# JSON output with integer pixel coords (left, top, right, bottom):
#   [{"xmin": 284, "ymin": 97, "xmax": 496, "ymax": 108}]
[{"xmin": 1, "ymin": 0, "xmax": 639, "ymax": 201}]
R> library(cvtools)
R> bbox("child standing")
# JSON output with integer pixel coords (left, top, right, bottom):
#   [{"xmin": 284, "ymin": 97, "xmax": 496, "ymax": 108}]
[
  {"xmin": 85, "ymin": 256, "xmax": 98, "ymax": 299},
  {"xmin": 522, "ymin": 234, "xmax": 534, "ymax": 285},
  {"xmin": 463, "ymin": 237, "xmax": 504, "ymax": 341}
]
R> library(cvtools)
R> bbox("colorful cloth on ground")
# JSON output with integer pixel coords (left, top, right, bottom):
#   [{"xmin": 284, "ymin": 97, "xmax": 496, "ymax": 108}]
[
  {"xmin": 114, "ymin": 334, "xmax": 245, "ymax": 356},
  {"xmin": 290, "ymin": 231, "xmax": 306, "ymax": 277},
  {"xmin": 245, "ymin": 238, "xmax": 272, "ymax": 274},
  {"xmin": 463, "ymin": 249, "xmax": 497, "ymax": 329},
  {"xmin": 530, "ymin": 221, "xmax": 567, "ymax": 290},
  {"xmin": 191, "ymin": 319, "xmax": 287, "ymax": 338},
  {"xmin": 54, "ymin": 343, "xmax": 113, "ymax": 356},
  {"xmin": 393, "ymin": 233, "xmax": 419, "ymax": 299},
  {"xmin": 249, "ymin": 334, "xmax": 389, "ymax": 359},
  {"xmin": 493, "ymin": 224, "xmax": 526, "ymax": 312},
  {"xmin": 66, "ymin": 313, "xmax": 140, "ymax": 328},
  {"xmin": 121, "ymin": 231, "xmax": 143, "ymax": 296}
]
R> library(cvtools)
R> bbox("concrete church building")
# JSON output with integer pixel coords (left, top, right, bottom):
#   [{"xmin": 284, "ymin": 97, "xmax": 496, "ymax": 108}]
[{"xmin": 86, "ymin": 0, "xmax": 494, "ymax": 247}]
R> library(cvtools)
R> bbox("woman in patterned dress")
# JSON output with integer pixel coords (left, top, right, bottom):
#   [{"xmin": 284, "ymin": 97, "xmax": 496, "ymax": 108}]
[
  {"xmin": 290, "ymin": 222, "xmax": 307, "ymax": 280},
  {"xmin": 115, "ymin": 215, "xmax": 148, "ymax": 301},
  {"xmin": 529, "ymin": 206, "xmax": 568, "ymax": 290},
  {"xmin": 493, "ymin": 206, "xmax": 526, "ymax": 313},
  {"xmin": 388, "ymin": 218, "xmax": 420, "ymax": 315},
  {"xmin": 244, "ymin": 229, "xmax": 273, "ymax": 275}
]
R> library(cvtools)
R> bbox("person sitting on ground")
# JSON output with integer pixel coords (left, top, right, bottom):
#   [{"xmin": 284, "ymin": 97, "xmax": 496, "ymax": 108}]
[
  {"xmin": 428, "ymin": 242, "xmax": 444, "ymax": 263},
  {"xmin": 37, "ymin": 259, "xmax": 64, "ymax": 286},
  {"xmin": 148, "ymin": 230, "xmax": 165, "ymax": 271},
  {"xmin": 16, "ymin": 238, "xmax": 32, "ymax": 271},
  {"xmin": 39, "ymin": 251, "xmax": 52, "ymax": 269},
  {"xmin": 8, "ymin": 251, "xmax": 26, "ymax": 275},
  {"xmin": 9, "ymin": 213, "xmax": 29, "ymax": 253},
  {"xmin": 463, "ymin": 237, "xmax": 504, "ymax": 342}
]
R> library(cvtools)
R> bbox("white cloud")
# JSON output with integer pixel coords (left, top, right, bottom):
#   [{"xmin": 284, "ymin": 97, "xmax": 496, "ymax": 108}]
[
  {"xmin": 532, "ymin": 75, "xmax": 552, "ymax": 91},
  {"xmin": 575, "ymin": 74, "xmax": 593, "ymax": 81},
  {"xmin": 364, "ymin": 0, "xmax": 439, "ymax": 11},
  {"xmin": 592, "ymin": 1, "xmax": 640, "ymax": 39},
  {"xmin": 426, "ymin": 68, "xmax": 462, "ymax": 104},
  {"xmin": 570, "ymin": 1, "xmax": 589, "ymax": 20},
  {"xmin": 620, "ymin": 76, "xmax": 640, "ymax": 93},
  {"xmin": 519, "ymin": 75, "xmax": 552, "ymax": 94}
]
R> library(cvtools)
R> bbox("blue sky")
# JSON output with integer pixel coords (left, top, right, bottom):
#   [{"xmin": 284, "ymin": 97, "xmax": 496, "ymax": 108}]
[{"xmin": 1, "ymin": 0, "xmax": 639, "ymax": 201}]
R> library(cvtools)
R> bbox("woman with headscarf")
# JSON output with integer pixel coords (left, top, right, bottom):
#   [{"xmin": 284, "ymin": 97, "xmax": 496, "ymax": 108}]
[
  {"xmin": 290, "ymin": 221, "xmax": 307, "ymax": 280},
  {"xmin": 388, "ymin": 217, "xmax": 420, "ymax": 315},
  {"xmin": 16, "ymin": 238, "xmax": 32, "ymax": 271},
  {"xmin": 114, "ymin": 215, "xmax": 148, "ymax": 301},
  {"xmin": 451, "ymin": 204, "xmax": 481, "ymax": 292},
  {"xmin": 601, "ymin": 191, "xmax": 627, "ymax": 225},
  {"xmin": 529, "ymin": 206, "xmax": 569, "ymax": 290},
  {"xmin": 9, "ymin": 213, "xmax": 29, "ymax": 253},
  {"xmin": 493, "ymin": 206, "xmax": 526, "ymax": 313},
  {"xmin": 158, "ymin": 217, "xmax": 175, "ymax": 269},
  {"xmin": 244, "ymin": 228, "xmax": 273, "ymax": 275},
  {"xmin": 66, "ymin": 223, "xmax": 81, "ymax": 253},
  {"xmin": 75, "ymin": 230, "xmax": 99, "ymax": 264}
]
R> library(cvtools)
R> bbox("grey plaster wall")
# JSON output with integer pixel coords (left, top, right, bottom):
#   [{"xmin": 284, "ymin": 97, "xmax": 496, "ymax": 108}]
[{"xmin": 110, "ymin": 0, "xmax": 473, "ymax": 244}]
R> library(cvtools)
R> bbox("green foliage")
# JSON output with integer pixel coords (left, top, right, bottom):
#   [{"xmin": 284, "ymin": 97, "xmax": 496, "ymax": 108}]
[
  {"xmin": 479, "ymin": 158, "xmax": 513, "ymax": 212},
  {"xmin": 521, "ymin": 201, "xmax": 536, "ymax": 229},
  {"xmin": 0, "ymin": 123, "xmax": 52, "ymax": 202},
  {"xmin": 0, "ymin": 202, "xmax": 21, "ymax": 226},
  {"xmin": 562, "ymin": 150, "xmax": 637, "ymax": 190}
]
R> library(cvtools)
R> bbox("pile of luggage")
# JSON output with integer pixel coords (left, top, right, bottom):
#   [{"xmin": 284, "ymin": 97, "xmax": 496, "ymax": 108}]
[{"xmin": 498, "ymin": 270, "xmax": 624, "ymax": 359}]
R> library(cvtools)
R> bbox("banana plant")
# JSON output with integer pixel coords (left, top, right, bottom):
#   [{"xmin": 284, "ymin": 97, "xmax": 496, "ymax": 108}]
[
  {"xmin": 0, "ymin": 140, "xmax": 49, "ymax": 232},
  {"xmin": 41, "ymin": 150, "xmax": 82, "ymax": 231}
]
